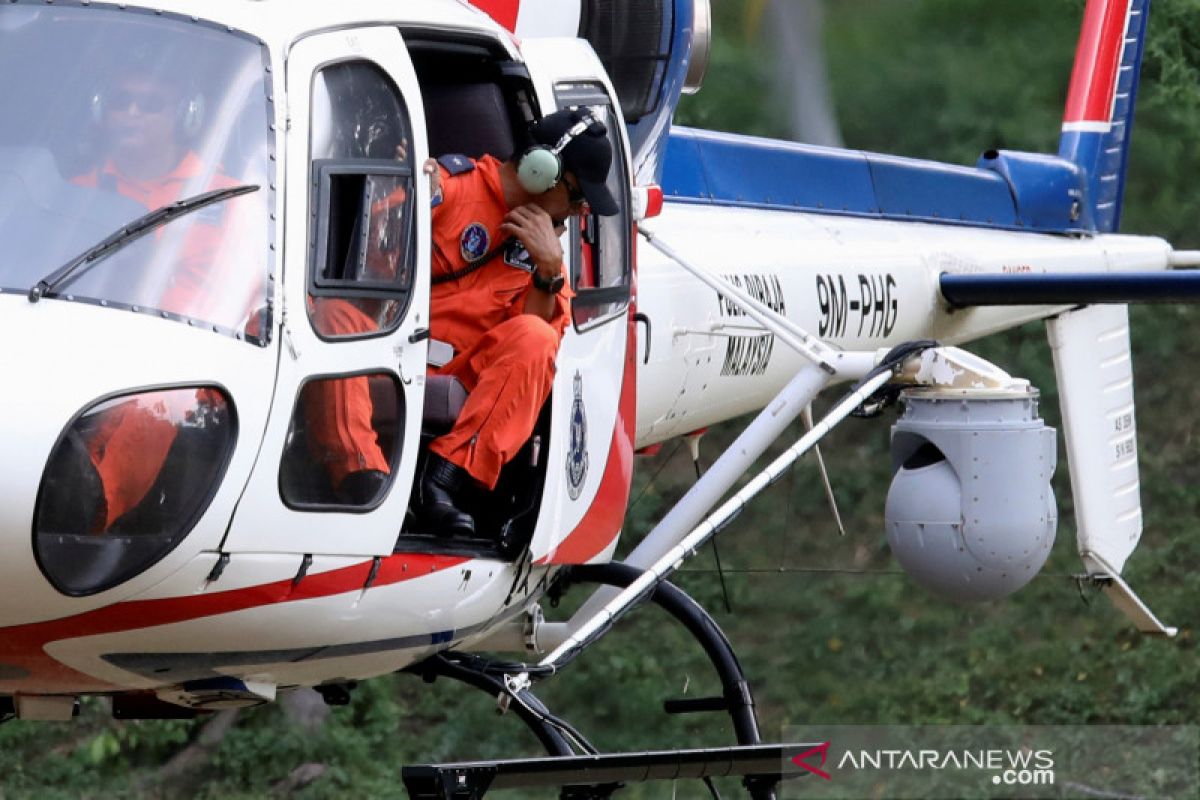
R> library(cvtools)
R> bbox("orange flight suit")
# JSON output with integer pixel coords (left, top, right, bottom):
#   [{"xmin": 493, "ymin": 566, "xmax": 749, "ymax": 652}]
[
  {"xmin": 82, "ymin": 392, "xmax": 186, "ymax": 531},
  {"xmin": 74, "ymin": 153, "xmax": 239, "ymax": 319},
  {"xmin": 305, "ymin": 299, "xmax": 391, "ymax": 488},
  {"xmin": 74, "ymin": 153, "xmax": 238, "ymax": 529},
  {"xmin": 302, "ymin": 181, "xmax": 413, "ymax": 488},
  {"xmin": 427, "ymin": 155, "xmax": 573, "ymax": 490}
]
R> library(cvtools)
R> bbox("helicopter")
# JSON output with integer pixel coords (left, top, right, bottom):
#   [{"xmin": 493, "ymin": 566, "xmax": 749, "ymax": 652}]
[{"xmin": 0, "ymin": 0, "xmax": 1195, "ymax": 796}]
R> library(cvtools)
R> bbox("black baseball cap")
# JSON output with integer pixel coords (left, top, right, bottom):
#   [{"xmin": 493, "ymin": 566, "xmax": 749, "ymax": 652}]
[{"xmin": 530, "ymin": 108, "xmax": 620, "ymax": 217}]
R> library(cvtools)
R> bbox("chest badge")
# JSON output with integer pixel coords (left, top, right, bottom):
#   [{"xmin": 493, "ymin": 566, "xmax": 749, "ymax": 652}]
[
  {"xmin": 460, "ymin": 222, "xmax": 490, "ymax": 263},
  {"xmin": 566, "ymin": 371, "xmax": 589, "ymax": 500},
  {"xmin": 503, "ymin": 239, "xmax": 537, "ymax": 273}
]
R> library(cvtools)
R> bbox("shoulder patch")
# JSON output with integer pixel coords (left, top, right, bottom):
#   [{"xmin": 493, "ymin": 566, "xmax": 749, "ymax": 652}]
[
  {"xmin": 460, "ymin": 222, "xmax": 491, "ymax": 263},
  {"xmin": 437, "ymin": 154, "xmax": 475, "ymax": 176}
]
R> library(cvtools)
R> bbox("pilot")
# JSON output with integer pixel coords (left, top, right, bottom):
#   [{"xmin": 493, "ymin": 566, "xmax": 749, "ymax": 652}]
[
  {"xmin": 73, "ymin": 57, "xmax": 240, "ymax": 531},
  {"xmin": 74, "ymin": 57, "xmax": 241, "ymax": 317},
  {"xmin": 416, "ymin": 108, "xmax": 619, "ymax": 536}
]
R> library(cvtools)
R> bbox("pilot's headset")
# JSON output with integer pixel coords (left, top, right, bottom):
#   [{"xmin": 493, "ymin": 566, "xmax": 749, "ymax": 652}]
[{"xmin": 516, "ymin": 109, "xmax": 604, "ymax": 195}]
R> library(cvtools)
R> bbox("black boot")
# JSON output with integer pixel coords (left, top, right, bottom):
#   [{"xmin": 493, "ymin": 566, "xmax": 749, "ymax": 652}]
[
  {"xmin": 419, "ymin": 454, "xmax": 476, "ymax": 537},
  {"xmin": 336, "ymin": 469, "xmax": 389, "ymax": 505}
]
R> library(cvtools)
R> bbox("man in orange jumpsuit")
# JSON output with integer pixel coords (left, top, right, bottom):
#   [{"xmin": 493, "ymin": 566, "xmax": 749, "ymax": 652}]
[
  {"xmin": 73, "ymin": 64, "xmax": 242, "ymax": 531},
  {"xmin": 417, "ymin": 108, "xmax": 619, "ymax": 536}
]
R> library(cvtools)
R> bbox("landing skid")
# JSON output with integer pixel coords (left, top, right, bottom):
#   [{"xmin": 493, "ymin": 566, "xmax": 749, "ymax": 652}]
[
  {"xmin": 402, "ymin": 744, "xmax": 815, "ymax": 799},
  {"xmin": 402, "ymin": 562, "xmax": 798, "ymax": 799}
]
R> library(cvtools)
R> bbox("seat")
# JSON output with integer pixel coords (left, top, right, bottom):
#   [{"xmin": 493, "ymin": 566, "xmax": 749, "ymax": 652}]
[
  {"xmin": 422, "ymin": 374, "xmax": 468, "ymax": 436},
  {"xmin": 422, "ymin": 82, "xmax": 517, "ymax": 160}
]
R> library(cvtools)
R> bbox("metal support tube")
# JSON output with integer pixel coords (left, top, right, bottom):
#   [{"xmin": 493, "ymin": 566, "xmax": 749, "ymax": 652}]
[
  {"xmin": 640, "ymin": 227, "xmax": 835, "ymax": 370},
  {"xmin": 1169, "ymin": 251, "xmax": 1200, "ymax": 268},
  {"xmin": 567, "ymin": 563, "xmax": 761, "ymax": 745},
  {"xmin": 609, "ymin": 228, "xmax": 876, "ymax": 641},
  {"xmin": 566, "ymin": 361, "xmax": 835, "ymax": 634},
  {"xmin": 545, "ymin": 369, "xmax": 893, "ymax": 670},
  {"xmin": 561, "ymin": 562, "xmax": 778, "ymax": 800},
  {"xmin": 406, "ymin": 655, "xmax": 574, "ymax": 757}
]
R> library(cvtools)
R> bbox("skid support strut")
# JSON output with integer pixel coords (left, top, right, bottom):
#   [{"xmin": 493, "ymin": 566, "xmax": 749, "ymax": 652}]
[
  {"xmin": 562, "ymin": 562, "xmax": 778, "ymax": 800},
  {"xmin": 402, "ymin": 563, "xmax": 783, "ymax": 799},
  {"xmin": 564, "ymin": 563, "xmax": 760, "ymax": 746},
  {"xmin": 406, "ymin": 653, "xmax": 577, "ymax": 757}
]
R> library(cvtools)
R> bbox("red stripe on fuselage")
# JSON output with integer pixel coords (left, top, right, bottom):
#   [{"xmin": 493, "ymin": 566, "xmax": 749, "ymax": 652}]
[
  {"xmin": 539, "ymin": 260, "xmax": 639, "ymax": 565},
  {"xmin": 466, "ymin": 0, "xmax": 521, "ymax": 32},
  {"xmin": 1063, "ymin": 0, "xmax": 1131, "ymax": 124},
  {"xmin": 0, "ymin": 553, "xmax": 468, "ymax": 694}
]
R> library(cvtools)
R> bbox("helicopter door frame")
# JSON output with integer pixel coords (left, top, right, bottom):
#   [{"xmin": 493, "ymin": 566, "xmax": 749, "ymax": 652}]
[
  {"xmin": 519, "ymin": 40, "xmax": 635, "ymax": 565},
  {"xmin": 222, "ymin": 27, "xmax": 431, "ymax": 557}
]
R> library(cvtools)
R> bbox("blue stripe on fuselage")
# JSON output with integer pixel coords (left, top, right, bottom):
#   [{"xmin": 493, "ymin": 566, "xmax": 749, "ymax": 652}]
[{"xmin": 663, "ymin": 127, "xmax": 1096, "ymax": 235}]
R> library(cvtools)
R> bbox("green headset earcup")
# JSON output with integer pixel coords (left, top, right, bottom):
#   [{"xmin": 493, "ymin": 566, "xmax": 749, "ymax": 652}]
[{"xmin": 517, "ymin": 146, "xmax": 562, "ymax": 194}]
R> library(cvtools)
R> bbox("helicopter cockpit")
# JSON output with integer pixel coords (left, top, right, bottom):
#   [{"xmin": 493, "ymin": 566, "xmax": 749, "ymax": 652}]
[
  {"xmin": 0, "ymin": 7, "xmax": 276, "ymax": 597},
  {"xmin": 0, "ymin": 7, "xmax": 274, "ymax": 339}
]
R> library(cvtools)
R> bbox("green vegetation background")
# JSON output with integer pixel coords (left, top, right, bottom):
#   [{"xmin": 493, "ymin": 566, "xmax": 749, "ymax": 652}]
[{"xmin": 3, "ymin": 1, "xmax": 1198, "ymax": 797}]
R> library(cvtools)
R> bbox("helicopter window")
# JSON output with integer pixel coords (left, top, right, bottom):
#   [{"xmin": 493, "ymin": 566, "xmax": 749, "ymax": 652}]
[
  {"xmin": 554, "ymin": 86, "xmax": 632, "ymax": 330},
  {"xmin": 308, "ymin": 61, "xmax": 416, "ymax": 340},
  {"xmin": 34, "ymin": 386, "xmax": 237, "ymax": 597},
  {"xmin": 278, "ymin": 372, "xmax": 405, "ymax": 510},
  {"xmin": 0, "ymin": 6, "xmax": 275, "ymax": 344}
]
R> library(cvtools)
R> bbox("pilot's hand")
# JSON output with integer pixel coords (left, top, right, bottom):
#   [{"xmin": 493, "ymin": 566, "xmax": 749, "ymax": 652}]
[
  {"xmin": 500, "ymin": 204, "xmax": 564, "ymax": 279},
  {"xmin": 423, "ymin": 158, "xmax": 443, "ymax": 205}
]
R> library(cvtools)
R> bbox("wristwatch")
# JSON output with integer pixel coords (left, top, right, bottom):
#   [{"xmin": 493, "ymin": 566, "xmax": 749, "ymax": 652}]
[{"xmin": 531, "ymin": 269, "xmax": 566, "ymax": 295}]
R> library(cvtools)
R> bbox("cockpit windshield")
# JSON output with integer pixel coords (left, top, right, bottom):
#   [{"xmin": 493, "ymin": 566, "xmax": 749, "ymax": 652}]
[{"xmin": 0, "ymin": 5, "xmax": 274, "ymax": 343}]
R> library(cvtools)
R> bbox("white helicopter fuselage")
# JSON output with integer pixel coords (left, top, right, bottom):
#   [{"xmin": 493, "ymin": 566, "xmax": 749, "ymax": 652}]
[
  {"xmin": 0, "ymin": 0, "xmax": 1174, "ymax": 711},
  {"xmin": 637, "ymin": 202, "xmax": 1169, "ymax": 444}
]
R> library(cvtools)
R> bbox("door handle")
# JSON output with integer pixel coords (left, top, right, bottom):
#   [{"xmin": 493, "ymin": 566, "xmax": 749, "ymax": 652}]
[{"xmin": 633, "ymin": 312, "xmax": 651, "ymax": 364}]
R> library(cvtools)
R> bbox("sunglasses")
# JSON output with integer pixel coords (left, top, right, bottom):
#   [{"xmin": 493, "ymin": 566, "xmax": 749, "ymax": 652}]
[
  {"xmin": 109, "ymin": 89, "xmax": 172, "ymax": 115},
  {"xmin": 562, "ymin": 176, "xmax": 587, "ymax": 209}
]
